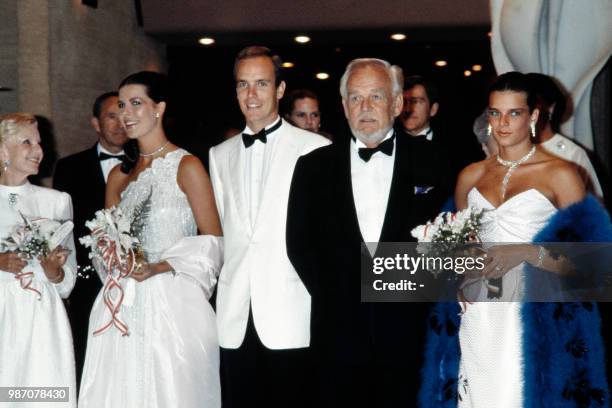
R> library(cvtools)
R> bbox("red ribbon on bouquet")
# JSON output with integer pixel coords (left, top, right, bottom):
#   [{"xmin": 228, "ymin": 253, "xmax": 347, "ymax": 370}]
[
  {"xmin": 14, "ymin": 271, "xmax": 42, "ymax": 300},
  {"xmin": 91, "ymin": 230, "xmax": 136, "ymax": 337}
]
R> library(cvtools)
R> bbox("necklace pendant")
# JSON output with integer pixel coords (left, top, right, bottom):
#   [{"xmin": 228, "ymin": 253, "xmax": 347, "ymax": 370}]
[
  {"xmin": 496, "ymin": 145, "xmax": 536, "ymax": 201},
  {"xmin": 8, "ymin": 193, "xmax": 18, "ymax": 208}
]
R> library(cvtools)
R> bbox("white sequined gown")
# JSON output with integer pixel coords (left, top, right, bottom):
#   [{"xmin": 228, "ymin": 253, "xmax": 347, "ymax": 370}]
[
  {"xmin": 0, "ymin": 182, "xmax": 77, "ymax": 408},
  {"xmin": 79, "ymin": 149, "xmax": 222, "ymax": 408},
  {"xmin": 457, "ymin": 188, "xmax": 557, "ymax": 408}
]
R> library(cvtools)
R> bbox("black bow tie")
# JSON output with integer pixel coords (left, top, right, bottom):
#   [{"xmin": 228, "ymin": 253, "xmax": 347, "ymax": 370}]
[
  {"xmin": 99, "ymin": 152, "xmax": 126, "ymax": 162},
  {"xmin": 242, "ymin": 120, "xmax": 282, "ymax": 148},
  {"xmin": 357, "ymin": 135, "xmax": 395, "ymax": 162}
]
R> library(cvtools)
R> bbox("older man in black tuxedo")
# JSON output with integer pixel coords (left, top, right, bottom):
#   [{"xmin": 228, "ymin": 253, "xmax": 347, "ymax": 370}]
[
  {"xmin": 287, "ymin": 59, "xmax": 450, "ymax": 407},
  {"xmin": 53, "ymin": 91, "xmax": 128, "ymax": 388}
]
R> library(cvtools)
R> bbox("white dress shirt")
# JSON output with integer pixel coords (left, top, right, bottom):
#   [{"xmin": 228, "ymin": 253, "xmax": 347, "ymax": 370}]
[
  {"xmin": 407, "ymin": 126, "xmax": 433, "ymax": 141},
  {"xmin": 350, "ymin": 129, "xmax": 395, "ymax": 244},
  {"xmin": 243, "ymin": 116, "xmax": 282, "ymax": 228},
  {"xmin": 97, "ymin": 143, "xmax": 125, "ymax": 183},
  {"xmin": 541, "ymin": 133, "xmax": 603, "ymax": 199}
]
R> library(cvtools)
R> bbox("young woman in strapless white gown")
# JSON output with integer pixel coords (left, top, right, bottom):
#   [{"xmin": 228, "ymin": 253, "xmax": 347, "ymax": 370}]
[{"xmin": 452, "ymin": 72, "xmax": 588, "ymax": 408}]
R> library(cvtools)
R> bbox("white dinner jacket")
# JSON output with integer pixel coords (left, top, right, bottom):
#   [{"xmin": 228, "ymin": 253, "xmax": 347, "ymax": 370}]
[{"xmin": 209, "ymin": 119, "xmax": 330, "ymax": 349}]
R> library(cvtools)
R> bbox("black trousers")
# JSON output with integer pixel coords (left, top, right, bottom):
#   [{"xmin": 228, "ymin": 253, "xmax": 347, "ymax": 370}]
[
  {"xmin": 315, "ymin": 359, "xmax": 420, "ymax": 408},
  {"xmin": 220, "ymin": 310, "xmax": 313, "ymax": 408}
]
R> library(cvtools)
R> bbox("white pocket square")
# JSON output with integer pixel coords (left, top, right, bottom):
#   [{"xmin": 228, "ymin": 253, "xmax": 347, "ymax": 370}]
[{"xmin": 414, "ymin": 186, "xmax": 434, "ymax": 195}]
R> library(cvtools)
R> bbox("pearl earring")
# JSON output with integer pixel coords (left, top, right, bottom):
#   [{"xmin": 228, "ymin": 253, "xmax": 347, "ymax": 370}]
[
  {"xmin": 155, "ymin": 112, "xmax": 160, "ymax": 119},
  {"xmin": 530, "ymin": 121, "xmax": 536, "ymax": 138}
]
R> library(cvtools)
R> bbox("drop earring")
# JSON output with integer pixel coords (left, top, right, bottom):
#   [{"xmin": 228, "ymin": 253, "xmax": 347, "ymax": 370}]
[
  {"xmin": 487, "ymin": 124, "xmax": 492, "ymax": 139},
  {"xmin": 530, "ymin": 121, "xmax": 536, "ymax": 138},
  {"xmin": 2, "ymin": 159, "xmax": 9, "ymax": 172}
]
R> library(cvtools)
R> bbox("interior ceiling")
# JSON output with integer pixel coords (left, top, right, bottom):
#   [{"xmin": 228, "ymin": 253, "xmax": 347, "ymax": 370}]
[{"xmin": 141, "ymin": 0, "xmax": 491, "ymax": 43}]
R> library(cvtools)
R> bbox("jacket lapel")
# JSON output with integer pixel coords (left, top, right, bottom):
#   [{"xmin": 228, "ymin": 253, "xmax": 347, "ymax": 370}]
[
  {"xmin": 338, "ymin": 138, "xmax": 366, "ymax": 244},
  {"xmin": 88, "ymin": 145, "xmax": 106, "ymax": 190},
  {"xmin": 379, "ymin": 132, "xmax": 412, "ymax": 243},
  {"xmin": 253, "ymin": 120, "xmax": 298, "ymax": 229},
  {"xmin": 227, "ymin": 136, "xmax": 253, "ymax": 235}
]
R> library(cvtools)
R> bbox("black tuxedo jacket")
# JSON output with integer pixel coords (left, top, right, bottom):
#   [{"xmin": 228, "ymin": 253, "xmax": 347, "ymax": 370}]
[
  {"xmin": 400, "ymin": 124, "xmax": 484, "ymax": 190},
  {"xmin": 287, "ymin": 132, "xmax": 450, "ymax": 367},
  {"xmin": 53, "ymin": 144, "xmax": 106, "ymax": 382},
  {"xmin": 54, "ymin": 144, "xmax": 106, "ymax": 270}
]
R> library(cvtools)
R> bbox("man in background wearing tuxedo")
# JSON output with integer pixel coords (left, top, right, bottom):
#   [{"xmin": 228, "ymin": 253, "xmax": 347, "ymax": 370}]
[
  {"xmin": 400, "ymin": 75, "xmax": 478, "ymax": 191},
  {"xmin": 53, "ymin": 91, "xmax": 128, "ymax": 388},
  {"xmin": 287, "ymin": 59, "xmax": 449, "ymax": 407}
]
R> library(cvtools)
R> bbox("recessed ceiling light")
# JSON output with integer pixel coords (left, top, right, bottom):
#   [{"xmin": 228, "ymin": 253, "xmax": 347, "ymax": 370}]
[
  {"xmin": 464, "ymin": 70, "xmax": 472, "ymax": 77},
  {"xmin": 434, "ymin": 60, "xmax": 448, "ymax": 67},
  {"xmin": 472, "ymin": 64, "xmax": 482, "ymax": 72},
  {"xmin": 316, "ymin": 72, "xmax": 330, "ymax": 80},
  {"xmin": 198, "ymin": 37, "xmax": 215, "ymax": 45},
  {"xmin": 294, "ymin": 35, "xmax": 311, "ymax": 44},
  {"xmin": 390, "ymin": 33, "xmax": 406, "ymax": 41},
  {"xmin": 282, "ymin": 62, "xmax": 295, "ymax": 68}
]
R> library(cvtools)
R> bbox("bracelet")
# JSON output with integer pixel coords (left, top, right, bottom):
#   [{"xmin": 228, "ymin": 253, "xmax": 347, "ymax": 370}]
[
  {"xmin": 535, "ymin": 246, "xmax": 546, "ymax": 268},
  {"xmin": 48, "ymin": 268, "xmax": 64, "ymax": 284}
]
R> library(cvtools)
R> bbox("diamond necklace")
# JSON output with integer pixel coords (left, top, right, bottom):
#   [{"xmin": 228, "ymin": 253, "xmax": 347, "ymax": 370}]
[
  {"xmin": 140, "ymin": 141, "xmax": 170, "ymax": 157},
  {"xmin": 496, "ymin": 144, "xmax": 536, "ymax": 200}
]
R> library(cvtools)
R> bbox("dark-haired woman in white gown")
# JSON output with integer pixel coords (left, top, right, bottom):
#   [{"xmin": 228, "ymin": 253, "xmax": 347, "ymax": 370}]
[
  {"xmin": 79, "ymin": 72, "xmax": 223, "ymax": 408},
  {"xmin": 420, "ymin": 72, "xmax": 609, "ymax": 408}
]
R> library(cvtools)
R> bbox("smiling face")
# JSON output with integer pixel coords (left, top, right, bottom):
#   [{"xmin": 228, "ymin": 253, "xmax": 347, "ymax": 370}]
[
  {"xmin": 235, "ymin": 56, "xmax": 285, "ymax": 133},
  {"xmin": 290, "ymin": 97, "xmax": 321, "ymax": 132},
  {"xmin": 0, "ymin": 123, "xmax": 43, "ymax": 179},
  {"xmin": 93, "ymin": 96, "xmax": 128, "ymax": 152},
  {"xmin": 118, "ymin": 84, "xmax": 165, "ymax": 140},
  {"xmin": 342, "ymin": 65, "xmax": 403, "ymax": 147},
  {"xmin": 487, "ymin": 90, "xmax": 539, "ymax": 148}
]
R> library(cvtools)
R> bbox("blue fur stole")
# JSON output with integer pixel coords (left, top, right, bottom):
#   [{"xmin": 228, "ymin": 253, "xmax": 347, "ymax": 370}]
[{"xmin": 419, "ymin": 194, "xmax": 611, "ymax": 408}]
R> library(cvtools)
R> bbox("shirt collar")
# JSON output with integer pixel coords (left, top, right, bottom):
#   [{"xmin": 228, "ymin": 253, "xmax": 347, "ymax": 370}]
[
  {"xmin": 352, "ymin": 128, "xmax": 395, "ymax": 150},
  {"xmin": 243, "ymin": 116, "xmax": 282, "ymax": 136},
  {"xmin": 97, "ymin": 142, "xmax": 125, "ymax": 156}
]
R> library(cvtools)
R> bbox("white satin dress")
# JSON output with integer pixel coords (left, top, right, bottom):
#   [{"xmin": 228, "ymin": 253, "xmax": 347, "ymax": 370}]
[
  {"xmin": 79, "ymin": 149, "xmax": 223, "ymax": 408},
  {"xmin": 457, "ymin": 188, "xmax": 557, "ymax": 408},
  {"xmin": 0, "ymin": 182, "xmax": 77, "ymax": 408}
]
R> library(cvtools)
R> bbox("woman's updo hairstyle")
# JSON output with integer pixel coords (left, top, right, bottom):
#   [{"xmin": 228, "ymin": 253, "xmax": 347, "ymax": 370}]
[
  {"xmin": 0, "ymin": 113, "xmax": 37, "ymax": 147},
  {"xmin": 488, "ymin": 71, "xmax": 537, "ymax": 113}
]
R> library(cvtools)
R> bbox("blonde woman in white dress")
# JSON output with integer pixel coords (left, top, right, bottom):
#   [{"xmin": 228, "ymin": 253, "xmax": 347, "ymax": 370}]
[{"xmin": 0, "ymin": 113, "xmax": 77, "ymax": 407}]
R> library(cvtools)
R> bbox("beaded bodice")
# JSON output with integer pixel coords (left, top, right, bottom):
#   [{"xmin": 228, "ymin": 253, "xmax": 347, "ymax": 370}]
[{"xmin": 120, "ymin": 149, "xmax": 196, "ymax": 263}]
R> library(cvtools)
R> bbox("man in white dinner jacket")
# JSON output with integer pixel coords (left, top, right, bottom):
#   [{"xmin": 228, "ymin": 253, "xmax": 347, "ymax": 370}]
[{"xmin": 208, "ymin": 45, "xmax": 330, "ymax": 408}]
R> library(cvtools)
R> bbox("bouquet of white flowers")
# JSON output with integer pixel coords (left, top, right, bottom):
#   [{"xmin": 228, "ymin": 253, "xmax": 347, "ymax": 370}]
[
  {"xmin": 411, "ymin": 207, "xmax": 485, "ymax": 253},
  {"xmin": 80, "ymin": 206, "xmax": 144, "ymax": 336},
  {"xmin": 0, "ymin": 211, "xmax": 73, "ymax": 299}
]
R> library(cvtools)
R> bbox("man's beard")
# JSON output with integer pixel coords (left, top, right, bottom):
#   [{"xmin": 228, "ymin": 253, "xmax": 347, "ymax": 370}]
[{"xmin": 351, "ymin": 125, "xmax": 392, "ymax": 146}]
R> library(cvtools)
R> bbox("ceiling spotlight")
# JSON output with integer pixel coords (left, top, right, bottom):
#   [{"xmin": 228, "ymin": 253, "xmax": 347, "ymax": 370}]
[
  {"xmin": 464, "ymin": 70, "xmax": 472, "ymax": 77},
  {"xmin": 472, "ymin": 64, "xmax": 482, "ymax": 72},
  {"xmin": 294, "ymin": 35, "xmax": 311, "ymax": 44},
  {"xmin": 316, "ymin": 72, "xmax": 330, "ymax": 80},
  {"xmin": 390, "ymin": 33, "xmax": 406, "ymax": 41},
  {"xmin": 198, "ymin": 37, "xmax": 215, "ymax": 45},
  {"xmin": 282, "ymin": 62, "xmax": 295, "ymax": 68},
  {"xmin": 434, "ymin": 60, "xmax": 448, "ymax": 67}
]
